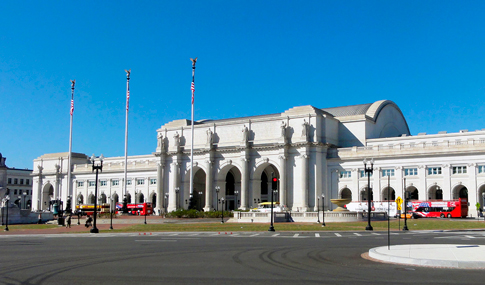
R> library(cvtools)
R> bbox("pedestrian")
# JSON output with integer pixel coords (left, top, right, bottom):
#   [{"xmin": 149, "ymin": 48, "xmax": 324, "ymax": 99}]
[
  {"xmin": 65, "ymin": 214, "xmax": 72, "ymax": 228},
  {"xmin": 85, "ymin": 215, "xmax": 93, "ymax": 228}
]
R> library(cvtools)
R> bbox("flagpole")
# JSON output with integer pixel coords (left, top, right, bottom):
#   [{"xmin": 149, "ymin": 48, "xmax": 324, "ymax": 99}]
[
  {"xmin": 67, "ymin": 80, "xmax": 75, "ymax": 208},
  {"xmin": 190, "ymin": 58, "xmax": 197, "ymax": 207},
  {"xmin": 124, "ymin": 70, "xmax": 131, "ymax": 200}
]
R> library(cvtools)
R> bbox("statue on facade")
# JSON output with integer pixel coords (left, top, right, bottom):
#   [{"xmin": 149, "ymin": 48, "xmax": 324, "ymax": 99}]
[
  {"xmin": 302, "ymin": 119, "xmax": 310, "ymax": 141},
  {"xmin": 157, "ymin": 133, "xmax": 165, "ymax": 152},
  {"xmin": 280, "ymin": 121, "xmax": 287, "ymax": 140},
  {"xmin": 206, "ymin": 129, "xmax": 213, "ymax": 147},
  {"xmin": 173, "ymin": 131, "xmax": 180, "ymax": 147},
  {"xmin": 242, "ymin": 125, "xmax": 249, "ymax": 143}
]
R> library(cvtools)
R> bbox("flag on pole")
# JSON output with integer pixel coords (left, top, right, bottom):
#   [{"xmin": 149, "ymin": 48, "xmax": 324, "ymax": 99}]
[
  {"xmin": 191, "ymin": 82, "xmax": 195, "ymax": 104},
  {"xmin": 70, "ymin": 99, "xmax": 74, "ymax": 115}
]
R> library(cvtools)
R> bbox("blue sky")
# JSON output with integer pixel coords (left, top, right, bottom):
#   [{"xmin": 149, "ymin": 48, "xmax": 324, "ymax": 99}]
[{"xmin": 1, "ymin": 1, "xmax": 485, "ymax": 169}]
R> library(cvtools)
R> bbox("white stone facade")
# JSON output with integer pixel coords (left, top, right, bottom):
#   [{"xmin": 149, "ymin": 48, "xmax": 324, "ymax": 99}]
[{"xmin": 30, "ymin": 100, "xmax": 485, "ymax": 216}]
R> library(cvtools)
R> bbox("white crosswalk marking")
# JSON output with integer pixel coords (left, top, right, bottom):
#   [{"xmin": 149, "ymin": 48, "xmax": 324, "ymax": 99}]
[
  {"xmin": 372, "ymin": 233, "xmax": 380, "ymax": 236},
  {"xmin": 293, "ymin": 234, "xmax": 299, "ymax": 237},
  {"xmin": 272, "ymin": 234, "xmax": 280, "ymax": 237},
  {"xmin": 354, "ymin": 233, "xmax": 362, "ymax": 236},
  {"xmin": 334, "ymin": 233, "xmax": 342, "ymax": 237},
  {"xmin": 315, "ymin": 233, "xmax": 320, "ymax": 237},
  {"xmin": 465, "ymin": 235, "xmax": 476, "ymax": 239},
  {"xmin": 249, "ymin": 234, "xmax": 260, "ymax": 237}
]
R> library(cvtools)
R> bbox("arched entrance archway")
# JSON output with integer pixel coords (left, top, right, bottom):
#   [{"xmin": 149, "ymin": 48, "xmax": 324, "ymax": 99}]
[
  {"xmin": 360, "ymin": 187, "xmax": 373, "ymax": 201},
  {"xmin": 193, "ymin": 169, "xmax": 206, "ymax": 211},
  {"xmin": 77, "ymin": 194, "xmax": 84, "ymax": 205},
  {"xmin": 42, "ymin": 183, "xmax": 54, "ymax": 210},
  {"xmin": 428, "ymin": 185, "xmax": 443, "ymax": 200},
  {"xmin": 100, "ymin": 193, "xmax": 107, "ymax": 204},
  {"xmin": 452, "ymin": 185, "xmax": 468, "ymax": 200},
  {"xmin": 125, "ymin": 193, "xmax": 132, "ymax": 203},
  {"xmin": 253, "ymin": 163, "xmax": 280, "ymax": 207},
  {"xmin": 88, "ymin": 193, "xmax": 95, "ymax": 204},
  {"xmin": 405, "ymin": 186, "xmax": 419, "ymax": 200},
  {"xmin": 382, "ymin": 187, "xmax": 395, "ymax": 201},
  {"xmin": 136, "ymin": 192, "xmax": 144, "ymax": 203},
  {"xmin": 150, "ymin": 192, "xmax": 157, "ymax": 208},
  {"xmin": 112, "ymin": 193, "xmax": 119, "ymax": 210},
  {"xmin": 340, "ymin": 188, "xmax": 352, "ymax": 200}
]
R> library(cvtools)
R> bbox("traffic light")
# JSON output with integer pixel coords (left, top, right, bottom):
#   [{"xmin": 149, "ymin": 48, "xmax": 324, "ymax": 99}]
[{"xmin": 272, "ymin": 177, "xmax": 278, "ymax": 190}]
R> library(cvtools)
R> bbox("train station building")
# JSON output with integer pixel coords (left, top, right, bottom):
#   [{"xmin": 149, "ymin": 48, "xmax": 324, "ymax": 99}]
[{"xmin": 31, "ymin": 100, "xmax": 485, "ymax": 216}]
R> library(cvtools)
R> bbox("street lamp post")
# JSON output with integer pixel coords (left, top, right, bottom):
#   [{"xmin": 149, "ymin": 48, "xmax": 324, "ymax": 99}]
[
  {"xmin": 220, "ymin": 197, "xmax": 225, "ymax": 224},
  {"xmin": 3, "ymin": 196, "xmax": 10, "ymax": 231},
  {"xmin": 90, "ymin": 154, "xmax": 103, "ymax": 233},
  {"xmin": 322, "ymin": 194, "xmax": 326, "ymax": 227},
  {"xmin": 215, "ymin": 186, "xmax": 220, "ymax": 211},
  {"xmin": 144, "ymin": 198, "xmax": 147, "ymax": 225},
  {"xmin": 363, "ymin": 158, "xmax": 374, "ymax": 231},
  {"xmin": 77, "ymin": 198, "xmax": 81, "ymax": 225},
  {"xmin": 317, "ymin": 196, "xmax": 320, "ymax": 223},
  {"xmin": 403, "ymin": 191, "xmax": 409, "ymax": 231},
  {"xmin": 175, "ymin": 187, "xmax": 180, "ymax": 209},
  {"xmin": 23, "ymin": 192, "xmax": 27, "ymax": 209},
  {"xmin": 109, "ymin": 197, "xmax": 114, "ymax": 230}
]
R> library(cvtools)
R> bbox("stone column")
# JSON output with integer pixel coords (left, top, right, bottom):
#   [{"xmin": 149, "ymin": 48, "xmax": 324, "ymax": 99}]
[
  {"xmin": 156, "ymin": 159, "xmax": 165, "ymax": 215},
  {"xmin": 37, "ymin": 166, "xmax": 43, "ymax": 211},
  {"xmin": 279, "ymin": 154, "xmax": 287, "ymax": 207},
  {"xmin": 168, "ymin": 162, "xmax": 179, "ymax": 212},
  {"xmin": 301, "ymin": 154, "xmax": 309, "ymax": 211},
  {"xmin": 468, "ymin": 163, "xmax": 477, "ymax": 216},
  {"xmin": 204, "ymin": 159, "xmax": 213, "ymax": 211},
  {"xmin": 240, "ymin": 157, "xmax": 249, "ymax": 210},
  {"xmin": 443, "ymin": 164, "xmax": 451, "ymax": 199}
]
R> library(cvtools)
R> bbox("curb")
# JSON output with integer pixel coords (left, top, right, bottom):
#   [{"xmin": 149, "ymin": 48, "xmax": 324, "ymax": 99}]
[{"xmin": 368, "ymin": 244, "xmax": 485, "ymax": 269}]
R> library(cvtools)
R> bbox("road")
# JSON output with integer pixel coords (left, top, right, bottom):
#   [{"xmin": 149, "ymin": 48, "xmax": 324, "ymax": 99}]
[{"xmin": 1, "ymin": 230, "xmax": 484, "ymax": 284}]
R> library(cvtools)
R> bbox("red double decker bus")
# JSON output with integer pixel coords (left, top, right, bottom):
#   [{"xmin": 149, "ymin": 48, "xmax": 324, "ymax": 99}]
[
  {"xmin": 409, "ymin": 198, "xmax": 468, "ymax": 218},
  {"xmin": 115, "ymin": 202, "xmax": 153, "ymax": 215}
]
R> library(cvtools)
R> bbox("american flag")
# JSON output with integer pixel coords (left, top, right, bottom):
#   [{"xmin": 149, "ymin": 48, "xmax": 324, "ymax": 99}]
[
  {"xmin": 70, "ymin": 99, "xmax": 74, "ymax": 115},
  {"xmin": 126, "ymin": 89, "xmax": 130, "ymax": 111},
  {"xmin": 191, "ymin": 82, "xmax": 195, "ymax": 104}
]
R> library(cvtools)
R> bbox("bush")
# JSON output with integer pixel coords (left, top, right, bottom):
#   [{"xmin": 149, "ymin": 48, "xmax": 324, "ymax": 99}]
[{"xmin": 165, "ymin": 209, "xmax": 234, "ymax": 218}]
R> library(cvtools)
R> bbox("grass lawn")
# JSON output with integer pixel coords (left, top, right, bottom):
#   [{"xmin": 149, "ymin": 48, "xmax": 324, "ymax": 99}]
[
  {"xmin": 111, "ymin": 219, "xmax": 485, "ymax": 233},
  {"xmin": 3, "ymin": 218, "xmax": 485, "ymax": 233}
]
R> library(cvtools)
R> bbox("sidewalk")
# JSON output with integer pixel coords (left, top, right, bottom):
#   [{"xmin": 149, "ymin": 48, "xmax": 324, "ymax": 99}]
[
  {"xmin": 0, "ymin": 216, "xmax": 229, "ymax": 235},
  {"xmin": 368, "ymin": 244, "xmax": 485, "ymax": 269}
]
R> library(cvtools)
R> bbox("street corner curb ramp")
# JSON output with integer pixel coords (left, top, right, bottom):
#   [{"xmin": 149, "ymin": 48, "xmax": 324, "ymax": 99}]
[{"xmin": 368, "ymin": 244, "xmax": 485, "ymax": 269}]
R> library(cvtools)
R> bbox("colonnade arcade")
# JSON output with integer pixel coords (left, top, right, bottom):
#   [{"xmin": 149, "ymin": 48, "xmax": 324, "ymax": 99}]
[
  {"xmin": 174, "ymin": 161, "xmax": 281, "ymax": 212},
  {"xmin": 339, "ymin": 184, "xmax": 472, "ymax": 202}
]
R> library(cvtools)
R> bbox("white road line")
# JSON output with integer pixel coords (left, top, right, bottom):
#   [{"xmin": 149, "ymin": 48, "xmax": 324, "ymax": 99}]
[
  {"xmin": 465, "ymin": 235, "xmax": 476, "ymax": 239},
  {"xmin": 249, "ymin": 234, "xmax": 260, "ymax": 237},
  {"xmin": 334, "ymin": 233, "xmax": 342, "ymax": 237},
  {"xmin": 371, "ymin": 233, "xmax": 380, "ymax": 236},
  {"xmin": 293, "ymin": 234, "xmax": 299, "ymax": 238},
  {"xmin": 272, "ymin": 234, "xmax": 280, "ymax": 237},
  {"xmin": 315, "ymin": 233, "xmax": 320, "ymax": 237},
  {"xmin": 135, "ymin": 240, "xmax": 177, "ymax": 242},
  {"xmin": 353, "ymin": 233, "xmax": 362, "ymax": 236}
]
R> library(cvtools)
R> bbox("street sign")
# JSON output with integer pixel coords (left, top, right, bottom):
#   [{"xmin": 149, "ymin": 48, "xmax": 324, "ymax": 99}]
[{"xmin": 396, "ymin": 196, "xmax": 403, "ymax": 211}]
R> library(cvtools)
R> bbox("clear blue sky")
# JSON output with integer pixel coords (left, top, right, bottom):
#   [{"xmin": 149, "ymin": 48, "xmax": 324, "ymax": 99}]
[{"xmin": 1, "ymin": 1, "xmax": 485, "ymax": 169}]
